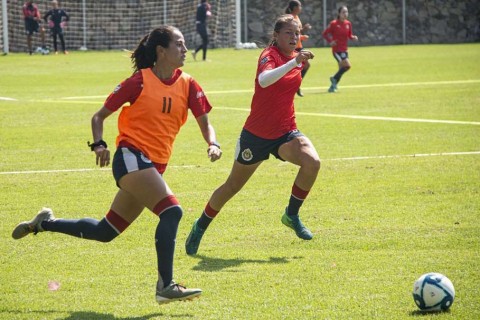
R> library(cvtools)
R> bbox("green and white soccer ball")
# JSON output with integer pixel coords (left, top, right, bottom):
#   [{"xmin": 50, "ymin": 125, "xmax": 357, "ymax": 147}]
[{"xmin": 412, "ymin": 273, "xmax": 455, "ymax": 311}]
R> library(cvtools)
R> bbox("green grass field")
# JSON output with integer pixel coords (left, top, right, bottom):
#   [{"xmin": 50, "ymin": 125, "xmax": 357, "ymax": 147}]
[{"xmin": 1, "ymin": 43, "xmax": 479, "ymax": 319}]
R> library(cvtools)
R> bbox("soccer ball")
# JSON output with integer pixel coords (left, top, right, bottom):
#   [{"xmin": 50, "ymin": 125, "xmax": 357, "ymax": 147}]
[
  {"xmin": 412, "ymin": 273, "xmax": 455, "ymax": 311},
  {"xmin": 35, "ymin": 46, "xmax": 50, "ymax": 55}
]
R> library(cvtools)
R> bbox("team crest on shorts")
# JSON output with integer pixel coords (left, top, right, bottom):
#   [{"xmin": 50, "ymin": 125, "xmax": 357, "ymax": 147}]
[
  {"xmin": 241, "ymin": 148, "xmax": 253, "ymax": 162},
  {"xmin": 140, "ymin": 153, "xmax": 152, "ymax": 164}
]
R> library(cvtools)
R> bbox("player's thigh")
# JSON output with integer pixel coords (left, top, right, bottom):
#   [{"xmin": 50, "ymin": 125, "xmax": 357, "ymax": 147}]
[
  {"xmin": 118, "ymin": 167, "xmax": 173, "ymax": 212},
  {"xmin": 278, "ymin": 136, "xmax": 320, "ymax": 167},
  {"xmin": 110, "ymin": 189, "xmax": 145, "ymax": 224}
]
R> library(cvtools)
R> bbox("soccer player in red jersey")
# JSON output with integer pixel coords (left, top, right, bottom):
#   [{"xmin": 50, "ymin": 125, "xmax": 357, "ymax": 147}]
[
  {"xmin": 322, "ymin": 5, "xmax": 358, "ymax": 92},
  {"xmin": 12, "ymin": 26, "xmax": 222, "ymax": 304},
  {"xmin": 186, "ymin": 15, "xmax": 319, "ymax": 256},
  {"xmin": 22, "ymin": 1, "xmax": 46, "ymax": 55},
  {"xmin": 285, "ymin": 0, "xmax": 312, "ymax": 97}
]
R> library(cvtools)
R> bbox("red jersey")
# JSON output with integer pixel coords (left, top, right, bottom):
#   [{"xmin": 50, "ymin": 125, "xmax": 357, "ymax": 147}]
[
  {"xmin": 243, "ymin": 46, "xmax": 303, "ymax": 139},
  {"xmin": 104, "ymin": 68, "xmax": 212, "ymax": 163},
  {"xmin": 322, "ymin": 19, "xmax": 354, "ymax": 52},
  {"xmin": 23, "ymin": 3, "xmax": 40, "ymax": 20}
]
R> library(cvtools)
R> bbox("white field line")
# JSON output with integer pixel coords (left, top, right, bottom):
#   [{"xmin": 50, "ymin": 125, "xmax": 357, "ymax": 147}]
[
  {"xmin": 54, "ymin": 79, "xmax": 480, "ymax": 99},
  {"xmin": 1, "ymin": 151, "xmax": 478, "ymax": 175},
  {"xmin": 25, "ymin": 99, "xmax": 480, "ymax": 126},
  {"xmin": 2, "ymin": 79, "xmax": 479, "ymax": 102}
]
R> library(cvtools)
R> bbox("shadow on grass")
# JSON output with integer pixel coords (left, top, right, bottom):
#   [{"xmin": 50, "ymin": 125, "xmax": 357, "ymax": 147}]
[
  {"xmin": 1, "ymin": 310, "xmax": 192, "ymax": 320},
  {"xmin": 191, "ymin": 255, "xmax": 294, "ymax": 272},
  {"xmin": 409, "ymin": 309, "xmax": 451, "ymax": 316}
]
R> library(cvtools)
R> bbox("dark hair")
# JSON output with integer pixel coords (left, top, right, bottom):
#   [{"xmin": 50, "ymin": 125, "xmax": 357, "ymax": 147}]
[
  {"xmin": 131, "ymin": 26, "xmax": 178, "ymax": 72},
  {"xmin": 268, "ymin": 14, "xmax": 298, "ymax": 46},
  {"xmin": 285, "ymin": 0, "xmax": 301, "ymax": 14},
  {"xmin": 337, "ymin": 6, "xmax": 347, "ymax": 20}
]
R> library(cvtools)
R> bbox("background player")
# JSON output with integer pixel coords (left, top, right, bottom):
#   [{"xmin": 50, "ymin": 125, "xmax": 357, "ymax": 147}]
[
  {"xmin": 43, "ymin": 0, "xmax": 70, "ymax": 54},
  {"xmin": 285, "ymin": 0, "xmax": 311, "ymax": 97},
  {"xmin": 23, "ymin": 1, "xmax": 47, "ymax": 55},
  {"xmin": 322, "ymin": 5, "xmax": 358, "ymax": 92}
]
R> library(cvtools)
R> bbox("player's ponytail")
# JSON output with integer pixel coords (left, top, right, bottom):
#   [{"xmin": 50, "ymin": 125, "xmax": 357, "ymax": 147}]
[
  {"xmin": 285, "ymin": 0, "xmax": 301, "ymax": 14},
  {"xmin": 131, "ymin": 26, "xmax": 177, "ymax": 73}
]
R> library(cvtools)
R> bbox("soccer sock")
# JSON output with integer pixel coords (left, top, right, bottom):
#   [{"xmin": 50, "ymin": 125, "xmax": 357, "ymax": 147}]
[
  {"xmin": 286, "ymin": 184, "xmax": 310, "ymax": 216},
  {"xmin": 41, "ymin": 209, "xmax": 127, "ymax": 242},
  {"xmin": 153, "ymin": 195, "xmax": 182, "ymax": 288},
  {"xmin": 333, "ymin": 67, "xmax": 349, "ymax": 83},
  {"xmin": 197, "ymin": 202, "xmax": 219, "ymax": 230},
  {"xmin": 301, "ymin": 66, "xmax": 309, "ymax": 78}
]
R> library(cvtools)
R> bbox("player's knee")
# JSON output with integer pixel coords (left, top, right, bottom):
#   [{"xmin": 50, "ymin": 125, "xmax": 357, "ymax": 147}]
[
  {"xmin": 153, "ymin": 195, "xmax": 182, "ymax": 221},
  {"xmin": 308, "ymin": 157, "xmax": 321, "ymax": 174},
  {"xmin": 100, "ymin": 209, "xmax": 130, "ymax": 242},
  {"xmin": 96, "ymin": 218, "xmax": 121, "ymax": 243},
  {"xmin": 161, "ymin": 205, "xmax": 183, "ymax": 222}
]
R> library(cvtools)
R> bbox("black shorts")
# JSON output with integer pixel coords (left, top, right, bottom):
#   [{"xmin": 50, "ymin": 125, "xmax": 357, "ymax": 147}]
[
  {"xmin": 25, "ymin": 19, "xmax": 40, "ymax": 35},
  {"xmin": 333, "ymin": 51, "xmax": 349, "ymax": 63},
  {"xmin": 112, "ymin": 146, "xmax": 156, "ymax": 186},
  {"xmin": 234, "ymin": 129, "xmax": 304, "ymax": 165}
]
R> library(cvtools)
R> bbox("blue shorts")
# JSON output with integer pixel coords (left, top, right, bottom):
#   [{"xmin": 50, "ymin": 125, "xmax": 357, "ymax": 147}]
[
  {"xmin": 333, "ymin": 51, "xmax": 349, "ymax": 63},
  {"xmin": 112, "ymin": 146, "xmax": 157, "ymax": 186},
  {"xmin": 234, "ymin": 129, "xmax": 304, "ymax": 165}
]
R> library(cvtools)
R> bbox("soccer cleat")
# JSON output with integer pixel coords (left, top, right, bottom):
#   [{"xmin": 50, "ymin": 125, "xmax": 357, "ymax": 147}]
[
  {"xmin": 12, "ymin": 207, "xmax": 55, "ymax": 240},
  {"xmin": 297, "ymin": 88, "xmax": 304, "ymax": 97},
  {"xmin": 281, "ymin": 210, "xmax": 313, "ymax": 240},
  {"xmin": 192, "ymin": 51, "xmax": 197, "ymax": 61},
  {"xmin": 329, "ymin": 76, "xmax": 338, "ymax": 92},
  {"xmin": 156, "ymin": 281, "xmax": 202, "ymax": 304},
  {"xmin": 185, "ymin": 219, "xmax": 205, "ymax": 255}
]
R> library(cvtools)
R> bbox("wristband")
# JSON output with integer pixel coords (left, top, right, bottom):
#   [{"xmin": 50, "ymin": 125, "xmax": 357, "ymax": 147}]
[
  {"xmin": 88, "ymin": 140, "xmax": 108, "ymax": 151},
  {"xmin": 208, "ymin": 142, "xmax": 221, "ymax": 149}
]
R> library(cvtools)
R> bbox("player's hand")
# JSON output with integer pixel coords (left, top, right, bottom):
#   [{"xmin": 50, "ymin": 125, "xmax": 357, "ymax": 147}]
[
  {"xmin": 352, "ymin": 35, "xmax": 359, "ymax": 41},
  {"xmin": 303, "ymin": 23, "xmax": 312, "ymax": 31},
  {"xmin": 94, "ymin": 146, "xmax": 110, "ymax": 167},
  {"xmin": 207, "ymin": 145, "xmax": 222, "ymax": 162},
  {"xmin": 330, "ymin": 40, "xmax": 337, "ymax": 46},
  {"xmin": 295, "ymin": 50, "xmax": 314, "ymax": 64}
]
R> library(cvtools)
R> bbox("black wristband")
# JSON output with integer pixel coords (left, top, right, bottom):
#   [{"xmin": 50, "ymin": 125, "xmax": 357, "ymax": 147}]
[
  {"xmin": 209, "ymin": 142, "xmax": 221, "ymax": 149},
  {"xmin": 88, "ymin": 140, "xmax": 108, "ymax": 151}
]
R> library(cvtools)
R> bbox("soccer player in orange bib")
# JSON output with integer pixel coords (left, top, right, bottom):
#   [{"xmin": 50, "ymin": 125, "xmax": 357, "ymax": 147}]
[
  {"xmin": 322, "ymin": 5, "xmax": 358, "ymax": 92},
  {"xmin": 285, "ymin": 0, "xmax": 311, "ymax": 97},
  {"xmin": 12, "ymin": 26, "xmax": 222, "ymax": 304},
  {"xmin": 185, "ymin": 15, "xmax": 320, "ymax": 256}
]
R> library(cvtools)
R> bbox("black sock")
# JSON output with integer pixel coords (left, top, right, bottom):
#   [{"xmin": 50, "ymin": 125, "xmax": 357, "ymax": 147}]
[
  {"xmin": 333, "ymin": 67, "xmax": 348, "ymax": 83},
  {"xmin": 197, "ymin": 212, "xmax": 212, "ymax": 230},
  {"xmin": 301, "ymin": 67, "xmax": 309, "ymax": 79},
  {"xmin": 155, "ymin": 206, "xmax": 182, "ymax": 288},
  {"xmin": 42, "ymin": 218, "xmax": 119, "ymax": 242}
]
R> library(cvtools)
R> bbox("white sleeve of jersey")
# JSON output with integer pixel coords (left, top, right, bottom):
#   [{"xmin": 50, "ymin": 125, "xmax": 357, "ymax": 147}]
[{"xmin": 257, "ymin": 58, "xmax": 298, "ymax": 88}]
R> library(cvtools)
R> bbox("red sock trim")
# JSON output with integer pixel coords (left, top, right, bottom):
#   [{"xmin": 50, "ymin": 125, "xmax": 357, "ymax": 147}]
[
  {"xmin": 204, "ymin": 202, "xmax": 219, "ymax": 219},
  {"xmin": 292, "ymin": 183, "xmax": 309, "ymax": 200},
  {"xmin": 105, "ymin": 209, "xmax": 130, "ymax": 234},
  {"xmin": 153, "ymin": 195, "xmax": 180, "ymax": 216}
]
